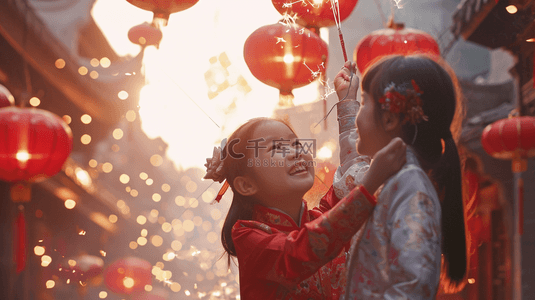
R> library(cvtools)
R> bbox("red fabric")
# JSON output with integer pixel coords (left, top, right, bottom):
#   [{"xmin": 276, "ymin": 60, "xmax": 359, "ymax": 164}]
[
  {"xmin": 214, "ymin": 180, "xmax": 230, "ymax": 203},
  {"xmin": 232, "ymin": 185, "xmax": 374, "ymax": 300},
  {"xmin": 358, "ymin": 185, "xmax": 377, "ymax": 205},
  {"xmin": 14, "ymin": 210, "xmax": 26, "ymax": 273}
]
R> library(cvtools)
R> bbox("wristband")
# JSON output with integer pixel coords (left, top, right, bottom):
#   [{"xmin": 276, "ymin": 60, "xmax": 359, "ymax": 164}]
[{"xmin": 359, "ymin": 185, "xmax": 377, "ymax": 206}]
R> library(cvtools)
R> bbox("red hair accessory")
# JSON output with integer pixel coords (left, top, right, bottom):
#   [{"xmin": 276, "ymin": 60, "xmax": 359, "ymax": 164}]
[
  {"xmin": 204, "ymin": 138, "xmax": 228, "ymax": 203},
  {"xmin": 378, "ymin": 80, "xmax": 429, "ymax": 125}
]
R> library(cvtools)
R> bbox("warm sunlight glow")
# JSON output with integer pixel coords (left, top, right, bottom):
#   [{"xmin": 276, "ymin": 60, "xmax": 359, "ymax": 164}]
[
  {"xmin": 317, "ymin": 146, "xmax": 333, "ymax": 160},
  {"xmin": 92, "ymin": 0, "xmax": 324, "ymax": 170}
]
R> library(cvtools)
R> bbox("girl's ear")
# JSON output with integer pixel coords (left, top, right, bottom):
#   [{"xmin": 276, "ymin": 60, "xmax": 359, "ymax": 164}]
[
  {"xmin": 233, "ymin": 176, "xmax": 258, "ymax": 196},
  {"xmin": 381, "ymin": 110, "xmax": 403, "ymax": 136}
]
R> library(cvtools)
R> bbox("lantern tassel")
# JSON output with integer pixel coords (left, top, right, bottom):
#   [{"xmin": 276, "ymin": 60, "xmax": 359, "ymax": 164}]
[
  {"xmin": 14, "ymin": 206, "xmax": 27, "ymax": 273},
  {"xmin": 279, "ymin": 91, "xmax": 295, "ymax": 107}
]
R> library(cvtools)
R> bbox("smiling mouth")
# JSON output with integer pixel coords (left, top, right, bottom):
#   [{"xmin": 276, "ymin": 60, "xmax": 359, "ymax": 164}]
[{"xmin": 289, "ymin": 161, "xmax": 308, "ymax": 175}]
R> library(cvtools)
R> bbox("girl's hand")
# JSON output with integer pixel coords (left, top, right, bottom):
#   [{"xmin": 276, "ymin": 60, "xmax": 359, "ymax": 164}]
[
  {"xmin": 334, "ymin": 61, "xmax": 359, "ymax": 101},
  {"xmin": 361, "ymin": 138, "xmax": 407, "ymax": 194}
]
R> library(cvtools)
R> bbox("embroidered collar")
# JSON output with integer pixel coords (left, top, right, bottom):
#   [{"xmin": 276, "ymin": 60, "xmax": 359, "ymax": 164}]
[{"xmin": 252, "ymin": 201, "xmax": 308, "ymax": 230}]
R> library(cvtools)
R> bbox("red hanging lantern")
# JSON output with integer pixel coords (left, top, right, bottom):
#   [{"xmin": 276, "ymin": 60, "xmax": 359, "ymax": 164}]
[
  {"xmin": 481, "ymin": 116, "xmax": 535, "ymax": 160},
  {"xmin": 244, "ymin": 22, "xmax": 328, "ymax": 106},
  {"xmin": 272, "ymin": 0, "xmax": 358, "ymax": 28},
  {"xmin": 0, "ymin": 85, "xmax": 15, "ymax": 108},
  {"xmin": 0, "ymin": 107, "xmax": 73, "ymax": 183},
  {"xmin": 354, "ymin": 20, "xmax": 440, "ymax": 75},
  {"xmin": 481, "ymin": 115, "xmax": 535, "ymax": 295},
  {"xmin": 104, "ymin": 256, "xmax": 152, "ymax": 295},
  {"xmin": 126, "ymin": 0, "xmax": 199, "ymax": 26},
  {"xmin": 128, "ymin": 22, "xmax": 163, "ymax": 48}
]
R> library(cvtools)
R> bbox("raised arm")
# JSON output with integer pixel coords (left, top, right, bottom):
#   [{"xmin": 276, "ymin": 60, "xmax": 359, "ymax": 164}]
[
  {"xmin": 232, "ymin": 185, "xmax": 375, "ymax": 288},
  {"xmin": 332, "ymin": 61, "xmax": 371, "ymax": 199},
  {"xmin": 233, "ymin": 138, "xmax": 407, "ymax": 288}
]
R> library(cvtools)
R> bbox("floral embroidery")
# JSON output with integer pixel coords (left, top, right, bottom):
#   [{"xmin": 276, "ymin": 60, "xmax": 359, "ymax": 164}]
[{"xmin": 234, "ymin": 185, "xmax": 373, "ymax": 300}]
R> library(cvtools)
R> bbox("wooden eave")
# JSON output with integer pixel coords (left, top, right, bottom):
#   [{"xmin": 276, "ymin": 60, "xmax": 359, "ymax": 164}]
[
  {"xmin": 453, "ymin": 0, "xmax": 497, "ymax": 40},
  {"xmin": 0, "ymin": 2, "xmax": 124, "ymax": 126}
]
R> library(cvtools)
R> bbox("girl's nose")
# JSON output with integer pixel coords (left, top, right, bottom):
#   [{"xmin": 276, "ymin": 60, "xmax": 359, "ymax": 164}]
[{"xmin": 288, "ymin": 145, "xmax": 301, "ymax": 160}]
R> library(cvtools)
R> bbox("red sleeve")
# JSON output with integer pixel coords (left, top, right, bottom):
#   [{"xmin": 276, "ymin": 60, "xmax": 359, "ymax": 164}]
[
  {"xmin": 313, "ymin": 185, "xmax": 341, "ymax": 214},
  {"xmin": 232, "ymin": 186, "xmax": 373, "ymax": 288}
]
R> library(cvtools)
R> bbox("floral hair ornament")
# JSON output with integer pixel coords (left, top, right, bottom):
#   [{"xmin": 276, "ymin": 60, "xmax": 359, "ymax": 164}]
[
  {"xmin": 378, "ymin": 80, "xmax": 429, "ymax": 144},
  {"xmin": 203, "ymin": 138, "xmax": 229, "ymax": 203},
  {"xmin": 379, "ymin": 80, "xmax": 429, "ymax": 125}
]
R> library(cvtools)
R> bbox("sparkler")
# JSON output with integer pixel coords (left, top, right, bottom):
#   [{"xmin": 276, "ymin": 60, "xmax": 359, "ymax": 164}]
[
  {"xmin": 330, "ymin": 0, "xmax": 348, "ymax": 62},
  {"xmin": 278, "ymin": 12, "xmax": 298, "ymax": 27},
  {"xmin": 283, "ymin": 0, "xmax": 321, "ymax": 8},
  {"xmin": 312, "ymin": 0, "xmax": 355, "ymax": 128},
  {"xmin": 303, "ymin": 61, "xmax": 324, "ymax": 81}
]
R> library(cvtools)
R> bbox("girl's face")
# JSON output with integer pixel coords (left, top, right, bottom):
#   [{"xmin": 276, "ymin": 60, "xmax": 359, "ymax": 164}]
[
  {"xmin": 355, "ymin": 92, "xmax": 393, "ymax": 157},
  {"xmin": 247, "ymin": 120, "xmax": 315, "ymax": 204}
]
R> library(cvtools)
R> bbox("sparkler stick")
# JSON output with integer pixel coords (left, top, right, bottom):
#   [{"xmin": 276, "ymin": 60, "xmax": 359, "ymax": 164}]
[
  {"xmin": 330, "ymin": 0, "xmax": 348, "ymax": 62},
  {"xmin": 313, "ymin": 0, "xmax": 355, "ymax": 129}
]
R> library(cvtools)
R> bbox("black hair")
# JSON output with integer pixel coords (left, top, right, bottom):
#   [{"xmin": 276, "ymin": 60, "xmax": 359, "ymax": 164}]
[{"xmin": 362, "ymin": 54, "xmax": 467, "ymax": 291}]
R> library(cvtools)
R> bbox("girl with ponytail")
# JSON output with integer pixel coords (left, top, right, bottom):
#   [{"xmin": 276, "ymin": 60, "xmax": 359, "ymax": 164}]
[{"xmin": 344, "ymin": 54, "xmax": 467, "ymax": 299}]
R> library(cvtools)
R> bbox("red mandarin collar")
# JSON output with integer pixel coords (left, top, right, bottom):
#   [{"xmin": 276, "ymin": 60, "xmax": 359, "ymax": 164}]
[{"xmin": 251, "ymin": 201, "xmax": 309, "ymax": 231}]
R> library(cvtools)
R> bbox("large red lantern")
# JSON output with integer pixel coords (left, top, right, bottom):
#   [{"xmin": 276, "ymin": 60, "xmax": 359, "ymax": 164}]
[
  {"xmin": 128, "ymin": 22, "xmax": 163, "ymax": 48},
  {"xmin": 104, "ymin": 256, "xmax": 152, "ymax": 295},
  {"xmin": 354, "ymin": 21, "xmax": 440, "ymax": 75},
  {"xmin": 126, "ymin": 0, "xmax": 199, "ymax": 26},
  {"xmin": 481, "ymin": 116, "xmax": 535, "ymax": 160},
  {"xmin": 272, "ymin": 0, "xmax": 359, "ymax": 28},
  {"xmin": 481, "ymin": 115, "xmax": 535, "ymax": 299},
  {"xmin": 244, "ymin": 22, "xmax": 328, "ymax": 106},
  {"xmin": 0, "ymin": 107, "xmax": 73, "ymax": 183}
]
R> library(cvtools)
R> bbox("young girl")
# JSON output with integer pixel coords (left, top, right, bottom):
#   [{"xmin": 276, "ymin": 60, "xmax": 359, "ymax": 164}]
[
  {"xmin": 340, "ymin": 54, "xmax": 468, "ymax": 299},
  {"xmin": 203, "ymin": 116, "xmax": 407, "ymax": 298}
]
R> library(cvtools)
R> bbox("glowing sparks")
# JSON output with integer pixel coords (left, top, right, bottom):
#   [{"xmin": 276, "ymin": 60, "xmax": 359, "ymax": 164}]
[
  {"xmin": 278, "ymin": 12, "xmax": 298, "ymax": 27},
  {"xmin": 393, "ymin": 0, "xmax": 403, "ymax": 9},
  {"xmin": 282, "ymin": 0, "xmax": 321, "ymax": 8},
  {"xmin": 319, "ymin": 80, "xmax": 336, "ymax": 101},
  {"xmin": 303, "ymin": 61, "xmax": 325, "ymax": 81}
]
